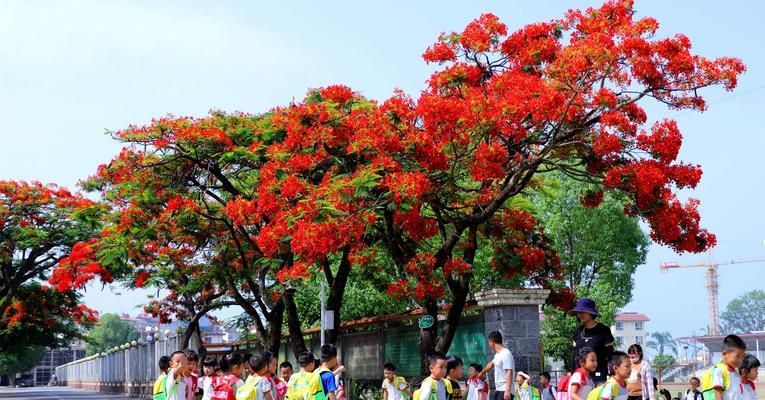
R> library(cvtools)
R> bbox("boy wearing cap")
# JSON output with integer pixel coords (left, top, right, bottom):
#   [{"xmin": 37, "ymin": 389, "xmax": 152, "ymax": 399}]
[{"xmin": 570, "ymin": 298, "xmax": 615, "ymax": 385}]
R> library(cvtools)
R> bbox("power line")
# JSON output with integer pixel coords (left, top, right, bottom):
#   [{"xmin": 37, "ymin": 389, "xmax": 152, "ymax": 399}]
[{"xmin": 674, "ymin": 83, "xmax": 765, "ymax": 118}]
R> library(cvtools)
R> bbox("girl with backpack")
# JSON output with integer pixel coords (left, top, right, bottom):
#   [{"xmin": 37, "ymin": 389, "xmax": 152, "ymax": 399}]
[
  {"xmin": 212, "ymin": 353, "xmax": 245, "ymax": 400},
  {"xmin": 568, "ymin": 348, "xmax": 597, "ymax": 400}
]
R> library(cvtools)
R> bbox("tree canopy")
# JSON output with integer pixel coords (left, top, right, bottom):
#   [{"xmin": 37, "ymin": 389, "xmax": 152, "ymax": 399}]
[
  {"xmin": 0, "ymin": 180, "xmax": 101, "ymax": 351},
  {"xmin": 720, "ymin": 290, "xmax": 765, "ymax": 334},
  {"xmin": 538, "ymin": 174, "xmax": 649, "ymax": 368},
  {"xmin": 0, "ymin": 345, "xmax": 45, "ymax": 379},
  {"xmin": 85, "ymin": 313, "xmax": 141, "ymax": 356},
  {"xmin": 50, "ymin": 0, "xmax": 744, "ymax": 364},
  {"xmin": 647, "ymin": 331, "xmax": 678, "ymax": 356}
]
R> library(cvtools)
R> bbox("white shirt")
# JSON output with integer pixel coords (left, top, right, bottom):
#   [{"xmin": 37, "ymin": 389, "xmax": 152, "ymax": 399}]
[
  {"xmin": 467, "ymin": 377, "xmax": 488, "ymax": 400},
  {"xmin": 201, "ymin": 376, "xmax": 214, "ymax": 400},
  {"xmin": 741, "ymin": 380, "xmax": 757, "ymax": 400},
  {"xmin": 568, "ymin": 369, "xmax": 593, "ymax": 400},
  {"xmin": 492, "ymin": 348, "xmax": 516, "ymax": 392},
  {"xmin": 598, "ymin": 379, "xmax": 628, "ymax": 400},
  {"xmin": 165, "ymin": 369, "xmax": 189, "ymax": 400},
  {"xmin": 383, "ymin": 376, "xmax": 408, "ymax": 400},
  {"xmin": 419, "ymin": 378, "xmax": 448, "ymax": 400},
  {"xmin": 712, "ymin": 366, "xmax": 741, "ymax": 400},
  {"xmin": 685, "ymin": 390, "xmax": 703, "ymax": 400}
]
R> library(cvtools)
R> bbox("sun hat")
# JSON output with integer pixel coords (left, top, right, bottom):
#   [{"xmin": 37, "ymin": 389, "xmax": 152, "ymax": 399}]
[{"xmin": 567, "ymin": 298, "xmax": 600, "ymax": 317}]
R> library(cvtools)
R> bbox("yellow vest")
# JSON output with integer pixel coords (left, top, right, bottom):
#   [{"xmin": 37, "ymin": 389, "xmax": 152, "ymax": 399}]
[
  {"xmin": 413, "ymin": 377, "xmax": 452, "ymax": 400},
  {"xmin": 701, "ymin": 361, "xmax": 733, "ymax": 400},
  {"xmin": 236, "ymin": 375, "xmax": 264, "ymax": 400}
]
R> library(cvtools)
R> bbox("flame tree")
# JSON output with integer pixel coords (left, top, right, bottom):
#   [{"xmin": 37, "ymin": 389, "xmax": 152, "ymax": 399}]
[
  {"xmin": 51, "ymin": 0, "xmax": 743, "ymax": 364},
  {"xmin": 0, "ymin": 181, "xmax": 101, "ymax": 351}
]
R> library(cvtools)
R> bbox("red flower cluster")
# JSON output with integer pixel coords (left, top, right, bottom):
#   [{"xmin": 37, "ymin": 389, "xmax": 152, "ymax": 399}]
[{"xmin": 50, "ymin": 239, "xmax": 113, "ymax": 291}]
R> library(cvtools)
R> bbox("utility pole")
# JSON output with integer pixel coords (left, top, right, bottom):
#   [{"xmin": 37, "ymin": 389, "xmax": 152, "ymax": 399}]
[{"xmin": 320, "ymin": 281, "xmax": 326, "ymax": 347}]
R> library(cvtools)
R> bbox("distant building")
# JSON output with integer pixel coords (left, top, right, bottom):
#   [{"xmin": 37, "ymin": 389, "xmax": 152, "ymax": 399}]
[
  {"xmin": 611, "ymin": 312, "xmax": 650, "ymax": 351},
  {"xmin": 27, "ymin": 341, "xmax": 86, "ymax": 386},
  {"xmin": 199, "ymin": 317, "xmax": 238, "ymax": 345},
  {"xmin": 119, "ymin": 312, "xmax": 238, "ymax": 346}
]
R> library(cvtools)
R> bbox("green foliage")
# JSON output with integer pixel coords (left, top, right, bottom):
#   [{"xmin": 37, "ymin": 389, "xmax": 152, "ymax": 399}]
[
  {"xmin": 720, "ymin": 290, "xmax": 765, "ymax": 334},
  {"xmin": 0, "ymin": 345, "xmax": 45, "ymax": 377},
  {"xmin": 646, "ymin": 331, "xmax": 677, "ymax": 356},
  {"xmin": 86, "ymin": 313, "xmax": 140, "ymax": 355},
  {"xmin": 652, "ymin": 354, "xmax": 676, "ymax": 369},
  {"xmin": 536, "ymin": 174, "xmax": 649, "ymax": 368}
]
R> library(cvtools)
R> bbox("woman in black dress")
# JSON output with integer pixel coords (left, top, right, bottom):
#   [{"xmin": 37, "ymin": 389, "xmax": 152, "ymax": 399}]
[{"xmin": 569, "ymin": 298, "xmax": 614, "ymax": 385}]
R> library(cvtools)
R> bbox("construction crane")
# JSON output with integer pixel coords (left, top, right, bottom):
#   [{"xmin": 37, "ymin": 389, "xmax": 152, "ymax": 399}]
[{"xmin": 660, "ymin": 255, "xmax": 765, "ymax": 336}]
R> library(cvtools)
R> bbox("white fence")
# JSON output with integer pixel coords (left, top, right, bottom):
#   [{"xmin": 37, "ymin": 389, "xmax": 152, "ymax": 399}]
[{"xmin": 56, "ymin": 334, "xmax": 182, "ymax": 398}]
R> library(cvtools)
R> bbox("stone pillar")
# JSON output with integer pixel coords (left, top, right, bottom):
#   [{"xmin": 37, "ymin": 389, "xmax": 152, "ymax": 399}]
[{"xmin": 476, "ymin": 288, "xmax": 550, "ymax": 390}]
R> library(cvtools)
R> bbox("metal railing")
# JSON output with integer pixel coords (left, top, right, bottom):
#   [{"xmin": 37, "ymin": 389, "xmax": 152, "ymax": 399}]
[{"xmin": 56, "ymin": 334, "xmax": 182, "ymax": 398}]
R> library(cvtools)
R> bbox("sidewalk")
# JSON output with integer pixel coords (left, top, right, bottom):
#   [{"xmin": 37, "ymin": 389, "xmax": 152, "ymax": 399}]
[{"xmin": 0, "ymin": 386, "xmax": 129, "ymax": 399}]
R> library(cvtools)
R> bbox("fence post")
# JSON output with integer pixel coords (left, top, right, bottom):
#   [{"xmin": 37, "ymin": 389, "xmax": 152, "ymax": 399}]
[{"xmin": 475, "ymin": 288, "xmax": 550, "ymax": 398}]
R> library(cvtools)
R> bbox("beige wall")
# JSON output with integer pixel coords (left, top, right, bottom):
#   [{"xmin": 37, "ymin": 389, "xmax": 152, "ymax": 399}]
[{"xmin": 611, "ymin": 320, "xmax": 648, "ymax": 351}]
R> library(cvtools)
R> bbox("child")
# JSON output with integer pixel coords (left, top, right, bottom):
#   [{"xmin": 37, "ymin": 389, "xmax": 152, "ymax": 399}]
[
  {"xmin": 201, "ymin": 356, "xmax": 218, "ymax": 400},
  {"xmin": 418, "ymin": 352, "xmax": 449, "ymax": 400},
  {"xmin": 213, "ymin": 353, "xmax": 245, "ymax": 400},
  {"xmin": 685, "ymin": 377, "xmax": 702, "ymax": 400},
  {"xmin": 466, "ymin": 364, "xmax": 488, "ymax": 400},
  {"xmin": 236, "ymin": 354, "xmax": 273, "ymax": 400},
  {"xmin": 569, "ymin": 347, "xmax": 597, "ymax": 400},
  {"xmin": 153, "ymin": 355, "xmax": 171, "ymax": 399},
  {"xmin": 447, "ymin": 356, "xmax": 464, "ymax": 400},
  {"xmin": 557, "ymin": 372, "xmax": 572, "ymax": 400},
  {"xmin": 314, "ymin": 344, "xmax": 340, "ymax": 400},
  {"xmin": 286, "ymin": 351, "xmax": 315, "ymax": 400},
  {"xmin": 262, "ymin": 352, "xmax": 285, "ymax": 400},
  {"xmin": 333, "ymin": 360, "xmax": 346, "ymax": 400},
  {"xmin": 539, "ymin": 372, "xmax": 555, "ymax": 400},
  {"xmin": 166, "ymin": 351, "xmax": 190, "ymax": 400},
  {"xmin": 516, "ymin": 372, "xmax": 535, "ymax": 400},
  {"xmin": 185, "ymin": 349, "xmax": 200, "ymax": 399},
  {"xmin": 596, "ymin": 351, "xmax": 630, "ymax": 400},
  {"xmin": 739, "ymin": 354, "xmax": 760, "ymax": 400},
  {"xmin": 701, "ymin": 335, "xmax": 746, "ymax": 400},
  {"xmin": 280, "ymin": 362, "xmax": 293, "ymax": 387},
  {"xmin": 243, "ymin": 353, "xmax": 255, "ymax": 383},
  {"xmin": 383, "ymin": 362, "xmax": 410, "ymax": 400}
]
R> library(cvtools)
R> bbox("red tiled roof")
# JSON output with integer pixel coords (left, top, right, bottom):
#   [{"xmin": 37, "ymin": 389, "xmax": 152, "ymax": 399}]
[{"xmin": 615, "ymin": 312, "xmax": 649, "ymax": 322}]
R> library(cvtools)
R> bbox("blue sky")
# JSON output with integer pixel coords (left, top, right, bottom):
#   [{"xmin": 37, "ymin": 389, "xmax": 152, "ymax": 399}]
[{"xmin": 1, "ymin": 1, "xmax": 763, "ymax": 339}]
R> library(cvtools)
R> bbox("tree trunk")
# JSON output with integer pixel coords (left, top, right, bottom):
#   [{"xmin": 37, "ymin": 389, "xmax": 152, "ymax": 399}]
[
  {"xmin": 418, "ymin": 299, "xmax": 439, "ymax": 376},
  {"xmin": 265, "ymin": 299, "xmax": 285, "ymax": 354},
  {"xmin": 283, "ymin": 289, "xmax": 308, "ymax": 358},
  {"xmin": 436, "ymin": 275, "xmax": 471, "ymax": 354},
  {"xmin": 181, "ymin": 320, "xmax": 200, "ymax": 350},
  {"xmin": 325, "ymin": 249, "xmax": 351, "ymax": 345}
]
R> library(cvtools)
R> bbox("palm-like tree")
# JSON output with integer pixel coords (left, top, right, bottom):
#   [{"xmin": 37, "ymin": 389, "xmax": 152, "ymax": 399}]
[{"xmin": 646, "ymin": 331, "xmax": 678, "ymax": 356}]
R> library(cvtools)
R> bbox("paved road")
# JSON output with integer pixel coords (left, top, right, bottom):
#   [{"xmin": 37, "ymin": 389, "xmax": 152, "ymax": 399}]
[{"xmin": 0, "ymin": 387, "xmax": 129, "ymax": 399}]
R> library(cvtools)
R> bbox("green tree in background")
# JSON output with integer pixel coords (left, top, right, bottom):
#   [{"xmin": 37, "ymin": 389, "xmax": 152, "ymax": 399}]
[
  {"xmin": 647, "ymin": 331, "xmax": 678, "ymax": 356},
  {"xmin": 86, "ymin": 313, "xmax": 140, "ymax": 355},
  {"xmin": 537, "ymin": 175, "xmax": 649, "ymax": 369},
  {"xmin": 0, "ymin": 345, "xmax": 45, "ymax": 385},
  {"xmin": 720, "ymin": 290, "xmax": 765, "ymax": 334}
]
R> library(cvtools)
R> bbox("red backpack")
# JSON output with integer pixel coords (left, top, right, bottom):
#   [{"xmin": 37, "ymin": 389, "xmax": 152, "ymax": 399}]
[
  {"xmin": 557, "ymin": 373, "xmax": 572, "ymax": 393},
  {"xmin": 210, "ymin": 374, "xmax": 241, "ymax": 400}
]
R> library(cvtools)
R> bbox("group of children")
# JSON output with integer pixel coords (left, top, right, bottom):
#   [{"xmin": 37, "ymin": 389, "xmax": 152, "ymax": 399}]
[
  {"xmin": 153, "ymin": 333, "xmax": 761, "ymax": 400},
  {"xmin": 561, "ymin": 334, "xmax": 761, "ymax": 400},
  {"xmin": 152, "ymin": 344, "xmax": 346, "ymax": 400}
]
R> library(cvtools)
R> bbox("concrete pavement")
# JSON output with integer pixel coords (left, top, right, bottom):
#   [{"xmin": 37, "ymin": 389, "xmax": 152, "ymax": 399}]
[{"xmin": 0, "ymin": 386, "xmax": 129, "ymax": 399}]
